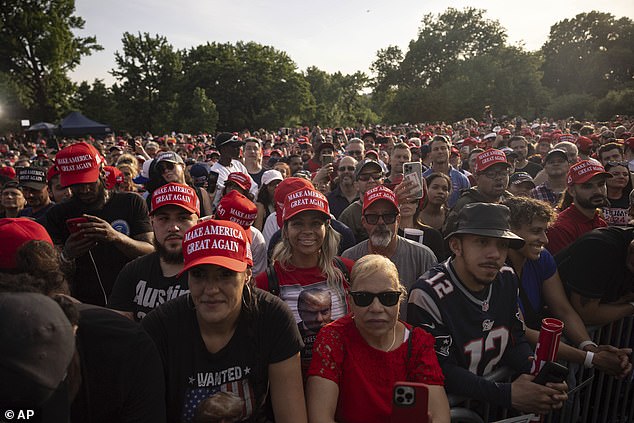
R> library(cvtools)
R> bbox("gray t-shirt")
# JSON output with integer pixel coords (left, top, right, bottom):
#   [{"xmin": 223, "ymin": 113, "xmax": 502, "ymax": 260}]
[{"xmin": 342, "ymin": 235, "xmax": 438, "ymax": 317}]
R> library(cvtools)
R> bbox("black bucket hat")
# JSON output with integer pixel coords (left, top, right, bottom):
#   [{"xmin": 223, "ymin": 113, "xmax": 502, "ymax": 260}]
[{"xmin": 445, "ymin": 202, "xmax": 525, "ymax": 249}]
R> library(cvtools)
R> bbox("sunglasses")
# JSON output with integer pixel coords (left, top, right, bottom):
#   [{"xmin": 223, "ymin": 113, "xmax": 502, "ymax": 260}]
[
  {"xmin": 159, "ymin": 162, "xmax": 177, "ymax": 172},
  {"xmin": 357, "ymin": 172, "xmax": 384, "ymax": 182},
  {"xmin": 606, "ymin": 161, "xmax": 629, "ymax": 168},
  {"xmin": 363, "ymin": 213, "xmax": 398, "ymax": 225},
  {"xmin": 338, "ymin": 166, "xmax": 355, "ymax": 172},
  {"xmin": 349, "ymin": 291, "xmax": 401, "ymax": 307}
]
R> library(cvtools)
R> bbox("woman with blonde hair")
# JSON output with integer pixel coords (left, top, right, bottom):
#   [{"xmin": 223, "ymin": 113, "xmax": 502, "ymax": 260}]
[
  {"xmin": 307, "ymin": 254, "xmax": 450, "ymax": 423},
  {"xmin": 255, "ymin": 187, "xmax": 353, "ymax": 375}
]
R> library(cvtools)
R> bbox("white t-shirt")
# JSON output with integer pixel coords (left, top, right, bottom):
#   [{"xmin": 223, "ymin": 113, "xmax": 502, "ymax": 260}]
[
  {"xmin": 210, "ymin": 159, "xmax": 258, "ymax": 206},
  {"xmin": 262, "ymin": 212, "xmax": 280, "ymax": 248}
]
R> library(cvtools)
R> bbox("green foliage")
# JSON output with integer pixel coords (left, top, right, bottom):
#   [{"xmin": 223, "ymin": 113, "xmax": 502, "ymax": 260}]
[
  {"xmin": 541, "ymin": 11, "xmax": 634, "ymax": 97},
  {"xmin": 175, "ymin": 87, "xmax": 219, "ymax": 134},
  {"xmin": 544, "ymin": 93, "xmax": 597, "ymax": 120},
  {"xmin": 111, "ymin": 32, "xmax": 182, "ymax": 134},
  {"xmin": 0, "ymin": 0, "xmax": 101, "ymax": 122},
  {"xmin": 595, "ymin": 87, "xmax": 634, "ymax": 120},
  {"xmin": 303, "ymin": 67, "xmax": 376, "ymax": 126},
  {"xmin": 181, "ymin": 41, "xmax": 312, "ymax": 130},
  {"xmin": 71, "ymin": 79, "xmax": 116, "ymax": 126}
]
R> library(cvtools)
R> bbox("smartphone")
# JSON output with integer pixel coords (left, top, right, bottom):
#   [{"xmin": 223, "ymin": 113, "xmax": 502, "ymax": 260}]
[
  {"xmin": 403, "ymin": 161, "xmax": 424, "ymax": 200},
  {"xmin": 533, "ymin": 361, "xmax": 568, "ymax": 385},
  {"xmin": 127, "ymin": 137, "xmax": 135, "ymax": 149},
  {"xmin": 66, "ymin": 217, "xmax": 88, "ymax": 237},
  {"xmin": 390, "ymin": 382, "xmax": 429, "ymax": 423},
  {"xmin": 322, "ymin": 154, "xmax": 333, "ymax": 166}
]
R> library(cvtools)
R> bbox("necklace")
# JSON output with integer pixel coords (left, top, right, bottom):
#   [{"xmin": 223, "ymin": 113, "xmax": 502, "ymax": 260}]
[{"xmin": 384, "ymin": 326, "xmax": 397, "ymax": 352}]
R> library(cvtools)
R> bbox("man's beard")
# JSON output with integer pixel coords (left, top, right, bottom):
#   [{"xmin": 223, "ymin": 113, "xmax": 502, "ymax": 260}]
[
  {"xmin": 78, "ymin": 181, "xmax": 107, "ymax": 212},
  {"xmin": 370, "ymin": 225, "xmax": 393, "ymax": 248},
  {"xmin": 154, "ymin": 238, "xmax": 184, "ymax": 264},
  {"xmin": 576, "ymin": 194, "xmax": 607, "ymax": 209}
]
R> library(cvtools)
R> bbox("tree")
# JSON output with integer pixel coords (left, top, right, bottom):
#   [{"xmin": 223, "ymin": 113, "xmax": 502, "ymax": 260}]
[
  {"xmin": 175, "ymin": 87, "xmax": 219, "ymax": 133},
  {"xmin": 182, "ymin": 41, "xmax": 312, "ymax": 130},
  {"xmin": 72, "ymin": 79, "xmax": 117, "ymax": 127},
  {"xmin": 111, "ymin": 32, "xmax": 182, "ymax": 133},
  {"xmin": 399, "ymin": 8, "xmax": 506, "ymax": 89},
  {"xmin": 0, "ymin": 0, "xmax": 101, "ymax": 121},
  {"xmin": 541, "ymin": 11, "xmax": 634, "ymax": 97},
  {"xmin": 369, "ymin": 46, "xmax": 403, "ymax": 111}
]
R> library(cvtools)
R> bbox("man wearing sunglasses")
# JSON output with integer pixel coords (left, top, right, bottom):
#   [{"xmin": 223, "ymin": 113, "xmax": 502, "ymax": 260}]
[
  {"xmin": 342, "ymin": 185, "xmax": 437, "ymax": 318},
  {"xmin": 326, "ymin": 156, "xmax": 358, "ymax": 219},
  {"xmin": 339, "ymin": 159, "xmax": 385, "ymax": 242},
  {"xmin": 443, "ymin": 149, "xmax": 512, "ymax": 236},
  {"xmin": 210, "ymin": 132, "xmax": 257, "ymax": 208},
  {"xmin": 408, "ymin": 203, "xmax": 568, "ymax": 415}
]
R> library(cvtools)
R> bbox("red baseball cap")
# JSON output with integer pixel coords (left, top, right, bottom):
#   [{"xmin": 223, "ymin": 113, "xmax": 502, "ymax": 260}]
[
  {"xmin": 150, "ymin": 183, "xmax": 200, "ymax": 216},
  {"xmin": 215, "ymin": 190, "xmax": 257, "ymax": 229},
  {"xmin": 103, "ymin": 166, "xmax": 124, "ymax": 190},
  {"xmin": 567, "ymin": 160, "xmax": 612, "ymax": 186},
  {"xmin": 575, "ymin": 136, "xmax": 593, "ymax": 154},
  {"xmin": 55, "ymin": 142, "xmax": 103, "ymax": 187},
  {"xmin": 282, "ymin": 187, "xmax": 330, "ymax": 222},
  {"xmin": 474, "ymin": 149, "xmax": 510, "ymax": 173},
  {"xmin": 624, "ymin": 137, "xmax": 634, "ymax": 152},
  {"xmin": 226, "ymin": 172, "xmax": 252, "ymax": 192},
  {"xmin": 498, "ymin": 128, "xmax": 511, "ymax": 136},
  {"xmin": 274, "ymin": 177, "xmax": 313, "ymax": 227},
  {"xmin": 46, "ymin": 165, "xmax": 60, "ymax": 182},
  {"xmin": 0, "ymin": 218, "xmax": 53, "ymax": 270},
  {"xmin": 362, "ymin": 185, "xmax": 399, "ymax": 214},
  {"xmin": 179, "ymin": 219, "xmax": 252, "ymax": 276},
  {"xmin": 0, "ymin": 166, "xmax": 16, "ymax": 180}
]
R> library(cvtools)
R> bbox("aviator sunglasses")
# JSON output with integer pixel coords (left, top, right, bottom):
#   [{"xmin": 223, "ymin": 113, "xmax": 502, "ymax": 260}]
[{"xmin": 349, "ymin": 291, "xmax": 401, "ymax": 307}]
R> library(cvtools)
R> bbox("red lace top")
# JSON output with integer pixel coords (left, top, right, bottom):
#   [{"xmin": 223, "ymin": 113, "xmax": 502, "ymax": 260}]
[{"xmin": 307, "ymin": 314, "xmax": 444, "ymax": 423}]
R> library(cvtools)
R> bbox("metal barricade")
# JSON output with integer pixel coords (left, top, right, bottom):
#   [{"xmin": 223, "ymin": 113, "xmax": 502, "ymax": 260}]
[{"xmin": 449, "ymin": 316, "xmax": 634, "ymax": 423}]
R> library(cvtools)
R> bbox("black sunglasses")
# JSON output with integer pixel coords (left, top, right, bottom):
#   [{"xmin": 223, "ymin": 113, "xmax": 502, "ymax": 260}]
[
  {"xmin": 606, "ymin": 161, "xmax": 629, "ymax": 168},
  {"xmin": 159, "ymin": 162, "xmax": 177, "ymax": 171},
  {"xmin": 363, "ymin": 213, "xmax": 398, "ymax": 225},
  {"xmin": 349, "ymin": 291, "xmax": 401, "ymax": 307},
  {"xmin": 357, "ymin": 172, "xmax": 384, "ymax": 182}
]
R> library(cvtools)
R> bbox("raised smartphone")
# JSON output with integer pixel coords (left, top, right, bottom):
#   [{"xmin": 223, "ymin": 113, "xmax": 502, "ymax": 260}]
[
  {"xmin": 390, "ymin": 381, "xmax": 429, "ymax": 423},
  {"xmin": 403, "ymin": 161, "xmax": 424, "ymax": 200}
]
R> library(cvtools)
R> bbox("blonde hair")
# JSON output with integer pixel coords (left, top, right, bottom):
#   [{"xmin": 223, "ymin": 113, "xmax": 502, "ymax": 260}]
[
  {"xmin": 350, "ymin": 254, "xmax": 406, "ymax": 299},
  {"xmin": 272, "ymin": 220, "xmax": 343, "ymax": 290}
]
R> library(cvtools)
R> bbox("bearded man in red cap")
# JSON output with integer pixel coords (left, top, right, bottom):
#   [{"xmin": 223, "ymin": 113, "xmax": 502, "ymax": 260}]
[{"xmin": 44, "ymin": 142, "xmax": 154, "ymax": 306}]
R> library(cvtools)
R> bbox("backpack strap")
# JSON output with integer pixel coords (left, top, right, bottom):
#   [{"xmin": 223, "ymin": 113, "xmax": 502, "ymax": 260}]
[
  {"xmin": 333, "ymin": 256, "xmax": 350, "ymax": 287},
  {"xmin": 266, "ymin": 265, "xmax": 280, "ymax": 296}
]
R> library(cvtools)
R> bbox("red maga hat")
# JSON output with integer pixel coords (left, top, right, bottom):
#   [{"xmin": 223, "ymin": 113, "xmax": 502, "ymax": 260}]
[
  {"xmin": 474, "ymin": 149, "xmax": 510, "ymax": 173},
  {"xmin": 55, "ymin": 142, "xmax": 103, "ymax": 187},
  {"xmin": 103, "ymin": 166, "xmax": 124, "ymax": 190},
  {"xmin": 150, "ymin": 183, "xmax": 200, "ymax": 216},
  {"xmin": 274, "ymin": 177, "xmax": 313, "ymax": 228},
  {"xmin": 179, "ymin": 219, "xmax": 252, "ymax": 276},
  {"xmin": 282, "ymin": 187, "xmax": 330, "ymax": 222},
  {"xmin": 216, "ymin": 190, "xmax": 257, "ymax": 229},
  {"xmin": 226, "ymin": 172, "xmax": 252, "ymax": 192},
  {"xmin": 362, "ymin": 185, "xmax": 398, "ymax": 214},
  {"xmin": 567, "ymin": 160, "xmax": 612, "ymax": 186},
  {"xmin": 0, "ymin": 218, "xmax": 53, "ymax": 270}
]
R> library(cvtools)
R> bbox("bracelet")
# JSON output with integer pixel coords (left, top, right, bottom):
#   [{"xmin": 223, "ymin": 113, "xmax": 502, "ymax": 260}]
[
  {"xmin": 578, "ymin": 340, "xmax": 598, "ymax": 351},
  {"xmin": 60, "ymin": 249, "xmax": 75, "ymax": 264},
  {"xmin": 584, "ymin": 351, "xmax": 595, "ymax": 368}
]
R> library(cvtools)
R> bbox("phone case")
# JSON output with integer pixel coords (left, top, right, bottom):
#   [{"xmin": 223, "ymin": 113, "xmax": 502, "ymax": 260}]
[
  {"xmin": 403, "ymin": 162, "xmax": 424, "ymax": 200},
  {"xmin": 533, "ymin": 361, "xmax": 568, "ymax": 385},
  {"xmin": 390, "ymin": 382, "xmax": 429, "ymax": 423},
  {"xmin": 66, "ymin": 217, "xmax": 88, "ymax": 234}
]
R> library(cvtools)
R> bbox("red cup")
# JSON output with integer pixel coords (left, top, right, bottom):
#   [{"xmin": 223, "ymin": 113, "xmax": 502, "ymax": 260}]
[{"xmin": 531, "ymin": 317, "xmax": 564, "ymax": 375}]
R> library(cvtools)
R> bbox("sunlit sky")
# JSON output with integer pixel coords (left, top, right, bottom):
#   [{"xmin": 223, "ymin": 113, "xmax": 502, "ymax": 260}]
[{"xmin": 70, "ymin": 0, "xmax": 634, "ymax": 86}]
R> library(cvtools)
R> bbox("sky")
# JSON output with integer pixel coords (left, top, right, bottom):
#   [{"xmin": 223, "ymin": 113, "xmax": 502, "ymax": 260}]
[{"xmin": 70, "ymin": 0, "xmax": 634, "ymax": 86}]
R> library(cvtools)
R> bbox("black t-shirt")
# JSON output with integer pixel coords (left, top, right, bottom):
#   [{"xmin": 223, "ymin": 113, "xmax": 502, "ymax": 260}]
[
  {"xmin": 556, "ymin": 227, "xmax": 634, "ymax": 303},
  {"xmin": 249, "ymin": 168, "xmax": 265, "ymax": 187},
  {"xmin": 141, "ymin": 290, "xmax": 302, "ymax": 423},
  {"xmin": 72, "ymin": 304, "xmax": 166, "ymax": 423},
  {"xmin": 109, "ymin": 252, "xmax": 189, "ymax": 321},
  {"xmin": 515, "ymin": 161, "xmax": 543, "ymax": 178},
  {"xmin": 44, "ymin": 192, "xmax": 152, "ymax": 306}
]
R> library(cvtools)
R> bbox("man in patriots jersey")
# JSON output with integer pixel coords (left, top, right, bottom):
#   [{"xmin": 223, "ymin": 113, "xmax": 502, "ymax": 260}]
[{"xmin": 407, "ymin": 202, "xmax": 568, "ymax": 415}]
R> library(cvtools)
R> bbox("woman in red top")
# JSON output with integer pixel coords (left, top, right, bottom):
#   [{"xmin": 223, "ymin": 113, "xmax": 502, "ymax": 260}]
[
  {"xmin": 255, "ymin": 186, "xmax": 353, "ymax": 374},
  {"xmin": 306, "ymin": 254, "xmax": 450, "ymax": 423}
]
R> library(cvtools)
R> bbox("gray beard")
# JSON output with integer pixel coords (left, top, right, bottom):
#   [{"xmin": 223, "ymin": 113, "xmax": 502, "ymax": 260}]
[{"xmin": 370, "ymin": 227, "xmax": 393, "ymax": 248}]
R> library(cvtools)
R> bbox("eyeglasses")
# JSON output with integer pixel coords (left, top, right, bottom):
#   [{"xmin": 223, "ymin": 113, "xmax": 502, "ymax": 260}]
[
  {"xmin": 481, "ymin": 169, "xmax": 510, "ymax": 179},
  {"xmin": 606, "ymin": 161, "xmax": 629, "ymax": 168},
  {"xmin": 349, "ymin": 291, "xmax": 401, "ymax": 307},
  {"xmin": 338, "ymin": 166, "xmax": 355, "ymax": 172},
  {"xmin": 363, "ymin": 213, "xmax": 398, "ymax": 225},
  {"xmin": 357, "ymin": 172, "xmax": 384, "ymax": 182},
  {"xmin": 347, "ymin": 150, "xmax": 363, "ymax": 157},
  {"xmin": 159, "ymin": 162, "xmax": 177, "ymax": 172}
]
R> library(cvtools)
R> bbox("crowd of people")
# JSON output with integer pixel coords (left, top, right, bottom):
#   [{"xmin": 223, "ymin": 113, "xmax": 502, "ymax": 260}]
[{"xmin": 2, "ymin": 114, "xmax": 634, "ymax": 422}]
